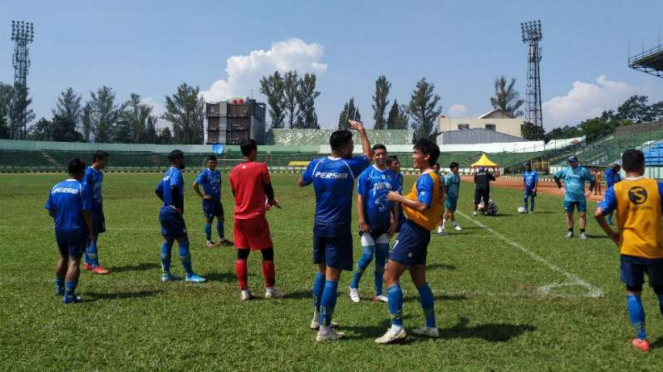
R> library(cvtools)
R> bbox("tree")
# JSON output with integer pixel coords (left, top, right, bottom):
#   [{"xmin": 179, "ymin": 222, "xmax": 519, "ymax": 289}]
[
  {"xmin": 8, "ymin": 84, "xmax": 35, "ymax": 139},
  {"xmin": 122, "ymin": 93, "xmax": 153, "ymax": 143},
  {"xmin": 112, "ymin": 119, "xmax": 133, "ymax": 143},
  {"xmin": 578, "ymin": 117, "xmax": 616, "ymax": 142},
  {"xmin": 88, "ymin": 86, "xmax": 124, "ymax": 143},
  {"xmin": 260, "ymin": 71, "xmax": 286, "ymax": 129},
  {"xmin": 490, "ymin": 76, "xmax": 524, "ymax": 117},
  {"xmin": 616, "ymin": 95, "xmax": 653, "ymax": 123},
  {"xmin": 0, "ymin": 83, "xmax": 12, "ymax": 130},
  {"xmin": 386, "ymin": 99, "xmax": 409, "ymax": 130},
  {"xmin": 406, "ymin": 78, "xmax": 443, "ymax": 142},
  {"xmin": 283, "ymin": 71, "xmax": 299, "ymax": 129},
  {"xmin": 337, "ymin": 98, "xmax": 360, "ymax": 130},
  {"xmin": 163, "ymin": 83, "xmax": 205, "ymax": 144},
  {"xmin": 157, "ymin": 127, "xmax": 173, "ymax": 144},
  {"xmin": 294, "ymin": 73, "xmax": 320, "ymax": 129},
  {"xmin": 521, "ymin": 122, "xmax": 545, "ymax": 140},
  {"xmin": 81, "ymin": 103, "xmax": 93, "ymax": 142},
  {"xmin": 53, "ymin": 88, "xmax": 82, "ymax": 132},
  {"xmin": 144, "ymin": 116, "xmax": 158, "ymax": 144},
  {"xmin": 372, "ymin": 75, "xmax": 391, "ymax": 129},
  {"xmin": 0, "ymin": 115, "xmax": 8, "ymax": 139},
  {"xmin": 28, "ymin": 117, "xmax": 52, "ymax": 141},
  {"xmin": 28, "ymin": 115, "xmax": 83, "ymax": 142}
]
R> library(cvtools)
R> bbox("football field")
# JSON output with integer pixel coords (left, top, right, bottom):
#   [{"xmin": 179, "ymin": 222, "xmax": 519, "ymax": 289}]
[{"xmin": 1, "ymin": 172, "xmax": 662, "ymax": 371}]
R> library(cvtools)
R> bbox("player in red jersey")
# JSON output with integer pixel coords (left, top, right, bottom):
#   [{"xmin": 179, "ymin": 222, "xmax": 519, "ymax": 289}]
[{"xmin": 229, "ymin": 139, "xmax": 282, "ymax": 301}]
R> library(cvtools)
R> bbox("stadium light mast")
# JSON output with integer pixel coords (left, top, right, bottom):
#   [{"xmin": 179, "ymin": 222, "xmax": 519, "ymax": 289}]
[
  {"xmin": 10, "ymin": 20, "xmax": 35, "ymax": 139},
  {"xmin": 521, "ymin": 20, "xmax": 543, "ymax": 136}
]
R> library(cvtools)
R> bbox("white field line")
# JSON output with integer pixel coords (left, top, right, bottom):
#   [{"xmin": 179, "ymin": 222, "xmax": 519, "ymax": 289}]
[{"xmin": 457, "ymin": 211, "xmax": 604, "ymax": 298}]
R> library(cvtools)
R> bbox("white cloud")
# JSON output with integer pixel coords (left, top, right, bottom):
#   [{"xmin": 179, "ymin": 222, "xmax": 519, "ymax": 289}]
[
  {"xmin": 448, "ymin": 104, "xmax": 468, "ymax": 118},
  {"xmin": 543, "ymin": 75, "xmax": 635, "ymax": 129},
  {"xmin": 201, "ymin": 39, "xmax": 328, "ymax": 103}
]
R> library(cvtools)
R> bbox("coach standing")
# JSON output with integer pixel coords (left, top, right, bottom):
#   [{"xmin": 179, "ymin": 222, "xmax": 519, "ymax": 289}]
[{"xmin": 473, "ymin": 167, "xmax": 496, "ymax": 216}]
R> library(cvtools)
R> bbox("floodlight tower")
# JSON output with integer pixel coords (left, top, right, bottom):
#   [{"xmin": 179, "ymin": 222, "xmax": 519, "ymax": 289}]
[
  {"xmin": 10, "ymin": 20, "xmax": 35, "ymax": 139},
  {"xmin": 521, "ymin": 20, "xmax": 543, "ymax": 133}
]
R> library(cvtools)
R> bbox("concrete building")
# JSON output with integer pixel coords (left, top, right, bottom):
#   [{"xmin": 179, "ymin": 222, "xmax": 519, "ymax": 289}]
[
  {"xmin": 437, "ymin": 108, "xmax": 526, "ymax": 139},
  {"xmin": 206, "ymin": 99, "xmax": 266, "ymax": 145}
]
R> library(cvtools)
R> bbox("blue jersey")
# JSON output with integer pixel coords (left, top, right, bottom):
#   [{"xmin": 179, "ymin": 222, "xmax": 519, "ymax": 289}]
[
  {"xmin": 394, "ymin": 172, "xmax": 404, "ymax": 194},
  {"xmin": 302, "ymin": 155, "xmax": 370, "ymax": 236},
  {"xmin": 523, "ymin": 170, "xmax": 539, "ymax": 191},
  {"xmin": 555, "ymin": 166, "xmax": 595, "ymax": 202},
  {"xmin": 83, "ymin": 166, "xmax": 104, "ymax": 211},
  {"xmin": 605, "ymin": 168, "xmax": 622, "ymax": 188},
  {"xmin": 45, "ymin": 179, "xmax": 92, "ymax": 232},
  {"xmin": 444, "ymin": 173, "xmax": 461, "ymax": 200},
  {"xmin": 357, "ymin": 165, "xmax": 398, "ymax": 230},
  {"xmin": 156, "ymin": 167, "xmax": 185, "ymax": 211},
  {"xmin": 195, "ymin": 168, "xmax": 221, "ymax": 201}
]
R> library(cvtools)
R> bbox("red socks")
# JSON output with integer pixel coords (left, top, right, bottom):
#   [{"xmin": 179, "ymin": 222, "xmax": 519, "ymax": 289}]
[
  {"xmin": 262, "ymin": 260, "xmax": 276, "ymax": 288},
  {"xmin": 235, "ymin": 259, "xmax": 248, "ymax": 290}
]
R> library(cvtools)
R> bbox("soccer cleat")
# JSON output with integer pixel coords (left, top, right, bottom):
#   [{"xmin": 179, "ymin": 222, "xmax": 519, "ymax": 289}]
[
  {"xmin": 265, "ymin": 287, "xmax": 283, "ymax": 299},
  {"xmin": 218, "ymin": 239, "xmax": 234, "ymax": 247},
  {"xmin": 632, "ymin": 338, "xmax": 650, "ymax": 352},
  {"xmin": 205, "ymin": 241, "xmax": 216, "ymax": 248},
  {"xmin": 373, "ymin": 294, "xmax": 388, "ymax": 303},
  {"xmin": 436, "ymin": 226, "xmax": 444, "ymax": 236},
  {"xmin": 472, "ymin": 211, "xmax": 477, "ymax": 217},
  {"xmin": 349, "ymin": 287, "xmax": 361, "ymax": 303},
  {"xmin": 579, "ymin": 233, "xmax": 588, "ymax": 240},
  {"xmin": 83, "ymin": 263, "xmax": 93, "ymax": 271},
  {"xmin": 310, "ymin": 314, "xmax": 340, "ymax": 330},
  {"xmin": 412, "ymin": 327, "xmax": 440, "ymax": 338},
  {"xmin": 241, "ymin": 289, "xmax": 255, "ymax": 301},
  {"xmin": 92, "ymin": 266, "xmax": 110, "ymax": 275},
  {"xmin": 185, "ymin": 274, "xmax": 207, "ymax": 283},
  {"xmin": 161, "ymin": 272, "xmax": 179, "ymax": 282},
  {"xmin": 454, "ymin": 225, "xmax": 462, "ymax": 231},
  {"xmin": 565, "ymin": 232, "xmax": 574, "ymax": 239},
  {"xmin": 54, "ymin": 288, "xmax": 64, "ymax": 296},
  {"xmin": 316, "ymin": 328, "xmax": 346, "ymax": 342},
  {"xmin": 375, "ymin": 328, "xmax": 407, "ymax": 344},
  {"xmin": 62, "ymin": 295, "xmax": 82, "ymax": 304}
]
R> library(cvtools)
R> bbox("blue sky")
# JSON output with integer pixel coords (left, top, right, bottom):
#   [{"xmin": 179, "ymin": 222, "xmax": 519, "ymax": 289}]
[{"xmin": 1, "ymin": 0, "xmax": 662, "ymax": 131}]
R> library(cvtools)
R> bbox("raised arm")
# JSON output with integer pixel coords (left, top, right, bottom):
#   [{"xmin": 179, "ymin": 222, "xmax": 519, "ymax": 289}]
[{"xmin": 349, "ymin": 120, "xmax": 373, "ymax": 162}]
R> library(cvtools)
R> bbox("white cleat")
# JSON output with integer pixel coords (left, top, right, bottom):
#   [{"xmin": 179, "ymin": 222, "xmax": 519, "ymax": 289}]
[
  {"xmin": 579, "ymin": 233, "xmax": 588, "ymax": 240},
  {"xmin": 316, "ymin": 327, "xmax": 346, "ymax": 342},
  {"xmin": 349, "ymin": 287, "xmax": 361, "ymax": 303},
  {"xmin": 454, "ymin": 225, "xmax": 462, "ymax": 231},
  {"xmin": 375, "ymin": 328, "xmax": 407, "ymax": 344},
  {"xmin": 310, "ymin": 314, "xmax": 340, "ymax": 330},
  {"xmin": 373, "ymin": 294, "xmax": 389, "ymax": 303},
  {"xmin": 436, "ymin": 226, "xmax": 444, "ymax": 236},
  {"xmin": 412, "ymin": 327, "xmax": 440, "ymax": 338},
  {"xmin": 241, "ymin": 289, "xmax": 255, "ymax": 301},
  {"xmin": 472, "ymin": 212, "xmax": 477, "ymax": 217},
  {"xmin": 265, "ymin": 287, "xmax": 283, "ymax": 299},
  {"xmin": 565, "ymin": 232, "xmax": 574, "ymax": 239}
]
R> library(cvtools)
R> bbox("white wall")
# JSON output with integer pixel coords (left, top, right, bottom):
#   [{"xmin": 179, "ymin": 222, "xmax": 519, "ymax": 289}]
[{"xmin": 438, "ymin": 118, "xmax": 525, "ymax": 138}]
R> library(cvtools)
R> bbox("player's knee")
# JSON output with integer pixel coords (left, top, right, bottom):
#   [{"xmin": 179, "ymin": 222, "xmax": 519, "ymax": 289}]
[
  {"xmin": 237, "ymin": 248, "xmax": 250, "ymax": 260},
  {"xmin": 261, "ymin": 247, "xmax": 274, "ymax": 261}
]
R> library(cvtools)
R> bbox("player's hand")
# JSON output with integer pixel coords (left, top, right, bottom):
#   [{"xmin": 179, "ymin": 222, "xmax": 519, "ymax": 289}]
[
  {"xmin": 358, "ymin": 219, "xmax": 371, "ymax": 233},
  {"xmin": 203, "ymin": 195, "xmax": 212, "ymax": 200},
  {"xmin": 610, "ymin": 231, "xmax": 620, "ymax": 246},
  {"xmin": 387, "ymin": 191, "xmax": 402, "ymax": 203},
  {"xmin": 585, "ymin": 190, "xmax": 592, "ymax": 198},
  {"xmin": 268, "ymin": 198, "xmax": 281, "ymax": 209},
  {"xmin": 560, "ymin": 187, "xmax": 565, "ymax": 195},
  {"xmin": 389, "ymin": 220, "xmax": 398, "ymax": 238},
  {"xmin": 348, "ymin": 120, "xmax": 365, "ymax": 132}
]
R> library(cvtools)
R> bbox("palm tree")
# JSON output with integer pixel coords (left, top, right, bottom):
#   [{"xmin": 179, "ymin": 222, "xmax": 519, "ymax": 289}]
[{"xmin": 490, "ymin": 76, "xmax": 524, "ymax": 117}]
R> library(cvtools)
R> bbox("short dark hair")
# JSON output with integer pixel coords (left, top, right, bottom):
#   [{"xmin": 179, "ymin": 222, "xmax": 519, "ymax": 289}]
[
  {"xmin": 329, "ymin": 130, "xmax": 353, "ymax": 152},
  {"xmin": 386, "ymin": 155, "xmax": 399, "ymax": 166},
  {"xmin": 92, "ymin": 150, "xmax": 109, "ymax": 163},
  {"xmin": 240, "ymin": 139, "xmax": 258, "ymax": 156},
  {"xmin": 449, "ymin": 162, "xmax": 459, "ymax": 169},
  {"xmin": 434, "ymin": 163, "xmax": 440, "ymax": 168},
  {"xmin": 413, "ymin": 138, "xmax": 440, "ymax": 166},
  {"xmin": 207, "ymin": 155, "xmax": 217, "ymax": 162},
  {"xmin": 372, "ymin": 144, "xmax": 387, "ymax": 152},
  {"xmin": 622, "ymin": 149, "xmax": 644, "ymax": 172},
  {"xmin": 67, "ymin": 158, "xmax": 86, "ymax": 175},
  {"xmin": 167, "ymin": 149, "xmax": 185, "ymax": 163}
]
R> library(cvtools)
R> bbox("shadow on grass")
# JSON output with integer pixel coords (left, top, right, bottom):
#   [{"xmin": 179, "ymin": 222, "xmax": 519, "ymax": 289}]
[
  {"xmin": 584, "ymin": 234, "xmax": 609, "ymax": 240},
  {"xmin": 205, "ymin": 271, "xmax": 236, "ymax": 283},
  {"xmin": 427, "ymin": 263, "xmax": 457, "ymax": 271},
  {"xmin": 85, "ymin": 289, "xmax": 161, "ymax": 302},
  {"xmin": 650, "ymin": 336, "xmax": 663, "ymax": 349},
  {"xmin": 404, "ymin": 294, "xmax": 468, "ymax": 303},
  {"xmin": 111, "ymin": 262, "xmax": 160, "ymax": 273},
  {"xmin": 281, "ymin": 290, "xmax": 312, "ymax": 300},
  {"xmin": 440, "ymin": 317, "xmax": 536, "ymax": 342}
]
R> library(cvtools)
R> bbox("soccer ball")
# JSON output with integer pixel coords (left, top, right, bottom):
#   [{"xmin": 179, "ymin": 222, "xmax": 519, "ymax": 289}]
[{"xmin": 518, "ymin": 206, "xmax": 526, "ymax": 214}]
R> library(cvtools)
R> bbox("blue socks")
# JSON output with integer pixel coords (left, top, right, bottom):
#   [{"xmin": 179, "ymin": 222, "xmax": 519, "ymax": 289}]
[
  {"xmin": 418, "ymin": 283, "xmax": 436, "ymax": 328},
  {"xmin": 160, "ymin": 240, "xmax": 174, "ymax": 274},
  {"xmin": 530, "ymin": 196, "xmax": 535, "ymax": 212},
  {"xmin": 350, "ymin": 244, "xmax": 375, "ymax": 290},
  {"xmin": 658, "ymin": 295, "xmax": 663, "ymax": 317},
  {"xmin": 204, "ymin": 223, "xmax": 212, "ymax": 241},
  {"xmin": 313, "ymin": 272, "xmax": 325, "ymax": 313},
  {"xmin": 216, "ymin": 221, "xmax": 224, "ymax": 240},
  {"xmin": 55, "ymin": 278, "xmax": 64, "ymax": 294},
  {"xmin": 86, "ymin": 239, "xmax": 99, "ymax": 268},
  {"xmin": 320, "ymin": 280, "xmax": 338, "ymax": 327},
  {"xmin": 627, "ymin": 294, "xmax": 646, "ymax": 340},
  {"xmin": 374, "ymin": 244, "xmax": 389, "ymax": 296},
  {"xmin": 65, "ymin": 281, "xmax": 78, "ymax": 297},
  {"xmin": 178, "ymin": 239, "xmax": 193, "ymax": 276},
  {"xmin": 387, "ymin": 284, "xmax": 404, "ymax": 327}
]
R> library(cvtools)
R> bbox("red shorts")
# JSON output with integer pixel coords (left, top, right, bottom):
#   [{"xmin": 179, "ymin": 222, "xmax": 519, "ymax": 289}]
[{"xmin": 234, "ymin": 216, "xmax": 272, "ymax": 251}]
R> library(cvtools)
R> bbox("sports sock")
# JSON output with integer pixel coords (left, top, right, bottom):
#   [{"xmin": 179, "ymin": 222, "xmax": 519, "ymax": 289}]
[
  {"xmin": 452, "ymin": 220, "xmax": 458, "ymax": 228},
  {"xmin": 55, "ymin": 278, "xmax": 64, "ymax": 293},
  {"xmin": 350, "ymin": 243, "xmax": 375, "ymax": 289},
  {"xmin": 236, "ymin": 259, "xmax": 248, "ymax": 290},
  {"xmin": 417, "ymin": 283, "xmax": 436, "ymax": 328},
  {"xmin": 178, "ymin": 240, "xmax": 193, "ymax": 276},
  {"xmin": 65, "ymin": 281, "xmax": 78, "ymax": 297},
  {"xmin": 320, "ymin": 280, "xmax": 338, "ymax": 327},
  {"xmin": 580, "ymin": 229, "xmax": 586, "ymax": 234},
  {"xmin": 160, "ymin": 240, "xmax": 174, "ymax": 274},
  {"xmin": 84, "ymin": 251, "xmax": 90, "ymax": 265},
  {"xmin": 530, "ymin": 196, "xmax": 535, "ymax": 211},
  {"xmin": 627, "ymin": 294, "xmax": 646, "ymax": 340},
  {"xmin": 216, "ymin": 221, "xmax": 224, "ymax": 240},
  {"xmin": 262, "ymin": 260, "xmax": 276, "ymax": 288},
  {"xmin": 86, "ymin": 239, "xmax": 99, "ymax": 268},
  {"xmin": 204, "ymin": 223, "xmax": 212, "ymax": 241},
  {"xmin": 568, "ymin": 228, "xmax": 573, "ymax": 234},
  {"xmin": 374, "ymin": 244, "xmax": 389, "ymax": 296},
  {"xmin": 312, "ymin": 272, "xmax": 325, "ymax": 313},
  {"xmin": 657, "ymin": 295, "xmax": 663, "ymax": 317},
  {"xmin": 441, "ymin": 219, "xmax": 446, "ymax": 228},
  {"xmin": 523, "ymin": 195, "xmax": 529, "ymax": 211},
  {"xmin": 387, "ymin": 284, "xmax": 404, "ymax": 328}
]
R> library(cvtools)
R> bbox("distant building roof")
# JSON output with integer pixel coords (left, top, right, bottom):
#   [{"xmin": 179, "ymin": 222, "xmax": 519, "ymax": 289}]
[
  {"xmin": 438, "ymin": 128, "xmax": 524, "ymax": 145},
  {"xmin": 477, "ymin": 108, "xmax": 516, "ymax": 119}
]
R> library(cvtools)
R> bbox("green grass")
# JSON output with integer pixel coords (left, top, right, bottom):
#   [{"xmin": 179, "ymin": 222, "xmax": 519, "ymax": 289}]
[{"xmin": 1, "ymin": 172, "xmax": 662, "ymax": 371}]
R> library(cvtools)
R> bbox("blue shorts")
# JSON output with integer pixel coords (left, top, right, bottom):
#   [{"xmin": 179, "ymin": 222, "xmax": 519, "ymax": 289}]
[
  {"xmin": 389, "ymin": 219, "xmax": 431, "ymax": 266},
  {"xmin": 620, "ymin": 255, "xmax": 663, "ymax": 289},
  {"xmin": 445, "ymin": 197, "xmax": 458, "ymax": 212},
  {"xmin": 313, "ymin": 228, "xmax": 354, "ymax": 271},
  {"xmin": 92, "ymin": 210, "xmax": 106, "ymax": 235},
  {"xmin": 564, "ymin": 199, "xmax": 586, "ymax": 213},
  {"xmin": 56, "ymin": 229, "xmax": 87, "ymax": 259},
  {"xmin": 202, "ymin": 200, "xmax": 224, "ymax": 219},
  {"xmin": 159, "ymin": 207, "xmax": 187, "ymax": 239}
]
